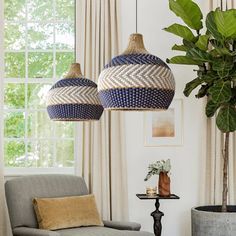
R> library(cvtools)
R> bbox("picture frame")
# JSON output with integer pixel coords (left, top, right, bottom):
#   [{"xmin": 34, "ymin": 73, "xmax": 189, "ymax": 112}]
[{"xmin": 144, "ymin": 99, "xmax": 183, "ymax": 146}]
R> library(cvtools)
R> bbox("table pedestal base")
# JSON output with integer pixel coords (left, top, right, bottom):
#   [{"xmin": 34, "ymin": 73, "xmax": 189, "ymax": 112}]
[
  {"xmin": 136, "ymin": 194, "xmax": 179, "ymax": 236},
  {"xmin": 151, "ymin": 199, "xmax": 164, "ymax": 236}
]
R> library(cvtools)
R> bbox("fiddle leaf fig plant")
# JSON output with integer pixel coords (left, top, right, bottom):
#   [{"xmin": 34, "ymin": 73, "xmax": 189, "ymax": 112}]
[{"xmin": 164, "ymin": 0, "xmax": 236, "ymax": 212}]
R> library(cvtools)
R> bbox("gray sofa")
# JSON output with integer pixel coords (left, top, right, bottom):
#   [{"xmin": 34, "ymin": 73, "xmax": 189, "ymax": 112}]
[{"xmin": 5, "ymin": 174, "xmax": 153, "ymax": 236}]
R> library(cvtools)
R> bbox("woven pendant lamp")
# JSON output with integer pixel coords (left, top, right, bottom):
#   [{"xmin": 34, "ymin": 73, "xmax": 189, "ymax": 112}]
[
  {"xmin": 97, "ymin": 33, "xmax": 175, "ymax": 111},
  {"xmin": 46, "ymin": 63, "xmax": 104, "ymax": 121}
]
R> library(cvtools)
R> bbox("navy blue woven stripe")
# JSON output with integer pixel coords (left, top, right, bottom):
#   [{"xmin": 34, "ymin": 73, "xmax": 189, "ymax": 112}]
[
  {"xmin": 104, "ymin": 54, "xmax": 169, "ymax": 69},
  {"xmin": 98, "ymin": 88, "xmax": 174, "ymax": 109},
  {"xmin": 47, "ymin": 104, "xmax": 104, "ymax": 120},
  {"xmin": 51, "ymin": 78, "xmax": 97, "ymax": 90}
]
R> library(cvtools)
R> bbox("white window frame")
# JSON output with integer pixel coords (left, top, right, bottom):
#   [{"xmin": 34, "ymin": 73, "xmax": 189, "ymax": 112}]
[{"xmin": 3, "ymin": 0, "xmax": 77, "ymax": 176}]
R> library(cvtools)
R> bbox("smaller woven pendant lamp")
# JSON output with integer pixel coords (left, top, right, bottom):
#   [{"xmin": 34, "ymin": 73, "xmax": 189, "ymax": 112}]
[
  {"xmin": 46, "ymin": 63, "xmax": 104, "ymax": 121},
  {"xmin": 97, "ymin": 34, "xmax": 175, "ymax": 111}
]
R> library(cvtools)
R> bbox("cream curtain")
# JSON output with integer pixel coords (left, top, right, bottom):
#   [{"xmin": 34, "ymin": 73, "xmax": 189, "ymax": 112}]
[
  {"xmin": 0, "ymin": 0, "xmax": 13, "ymax": 235},
  {"xmin": 75, "ymin": 0, "xmax": 128, "ymax": 221},
  {"xmin": 208, "ymin": 0, "xmax": 235, "ymax": 9},
  {"xmin": 203, "ymin": 0, "xmax": 236, "ymax": 205}
]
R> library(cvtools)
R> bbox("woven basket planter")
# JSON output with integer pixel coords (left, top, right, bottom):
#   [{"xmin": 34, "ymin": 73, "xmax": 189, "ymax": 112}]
[
  {"xmin": 98, "ymin": 34, "xmax": 175, "ymax": 110},
  {"xmin": 46, "ymin": 63, "xmax": 104, "ymax": 121}
]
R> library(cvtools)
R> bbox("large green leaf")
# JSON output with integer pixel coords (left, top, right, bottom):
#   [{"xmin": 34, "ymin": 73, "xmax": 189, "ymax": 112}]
[
  {"xmin": 164, "ymin": 24, "xmax": 195, "ymax": 42},
  {"xmin": 183, "ymin": 39, "xmax": 196, "ymax": 48},
  {"xmin": 215, "ymin": 9, "xmax": 236, "ymax": 39},
  {"xmin": 210, "ymin": 39, "xmax": 232, "ymax": 56},
  {"xmin": 206, "ymin": 11, "xmax": 222, "ymax": 40},
  {"xmin": 215, "ymin": 47, "xmax": 232, "ymax": 56},
  {"xmin": 172, "ymin": 44, "xmax": 189, "ymax": 51},
  {"xmin": 201, "ymin": 73, "xmax": 218, "ymax": 83},
  {"xmin": 184, "ymin": 77, "xmax": 203, "ymax": 97},
  {"xmin": 209, "ymin": 49, "xmax": 220, "ymax": 57},
  {"xmin": 169, "ymin": 0, "xmax": 203, "ymax": 30},
  {"xmin": 195, "ymin": 85, "xmax": 209, "ymax": 98},
  {"xmin": 167, "ymin": 56, "xmax": 202, "ymax": 65},
  {"xmin": 208, "ymin": 81, "xmax": 232, "ymax": 104},
  {"xmin": 205, "ymin": 99, "xmax": 220, "ymax": 117},
  {"xmin": 187, "ymin": 48, "xmax": 212, "ymax": 62},
  {"xmin": 216, "ymin": 105, "xmax": 236, "ymax": 132},
  {"xmin": 212, "ymin": 60, "xmax": 234, "ymax": 71},
  {"xmin": 195, "ymin": 35, "xmax": 210, "ymax": 51}
]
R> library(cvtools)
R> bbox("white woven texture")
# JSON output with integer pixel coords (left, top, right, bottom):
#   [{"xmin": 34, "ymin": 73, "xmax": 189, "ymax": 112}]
[
  {"xmin": 98, "ymin": 64, "xmax": 175, "ymax": 91},
  {"xmin": 46, "ymin": 86, "xmax": 100, "ymax": 106}
]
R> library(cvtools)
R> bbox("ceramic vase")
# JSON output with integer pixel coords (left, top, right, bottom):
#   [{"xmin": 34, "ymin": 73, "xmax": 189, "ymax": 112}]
[{"xmin": 158, "ymin": 172, "xmax": 170, "ymax": 196}]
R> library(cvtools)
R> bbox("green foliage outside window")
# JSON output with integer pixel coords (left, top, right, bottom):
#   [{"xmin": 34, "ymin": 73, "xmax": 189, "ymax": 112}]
[{"xmin": 4, "ymin": 0, "xmax": 75, "ymax": 168}]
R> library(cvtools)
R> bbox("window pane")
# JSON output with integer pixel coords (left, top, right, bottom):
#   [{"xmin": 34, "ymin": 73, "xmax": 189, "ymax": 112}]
[
  {"xmin": 28, "ymin": 140, "xmax": 54, "ymax": 167},
  {"xmin": 4, "ymin": 0, "xmax": 76, "ymax": 169},
  {"xmin": 28, "ymin": 83, "xmax": 51, "ymax": 109},
  {"xmin": 28, "ymin": 111, "xmax": 53, "ymax": 138},
  {"xmin": 28, "ymin": 52, "xmax": 53, "ymax": 78},
  {"xmin": 56, "ymin": 140, "xmax": 74, "ymax": 167},
  {"xmin": 4, "ymin": 83, "xmax": 25, "ymax": 109},
  {"xmin": 56, "ymin": 52, "xmax": 74, "ymax": 78},
  {"xmin": 4, "ymin": 23, "xmax": 25, "ymax": 50},
  {"xmin": 4, "ymin": 140, "xmax": 26, "ymax": 167},
  {"xmin": 55, "ymin": 23, "xmax": 74, "ymax": 50},
  {"xmin": 4, "ymin": 112, "xmax": 25, "ymax": 138},
  {"xmin": 5, "ymin": 52, "xmax": 25, "ymax": 78},
  {"xmin": 56, "ymin": 0, "xmax": 75, "ymax": 21},
  {"xmin": 28, "ymin": 23, "xmax": 54, "ymax": 50},
  {"xmin": 55, "ymin": 122, "xmax": 74, "ymax": 138},
  {"xmin": 27, "ymin": 0, "xmax": 53, "ymax": 21},
  {"xmin": 4, "ymin": 0, "xmax": 26, "ymax": 21}
]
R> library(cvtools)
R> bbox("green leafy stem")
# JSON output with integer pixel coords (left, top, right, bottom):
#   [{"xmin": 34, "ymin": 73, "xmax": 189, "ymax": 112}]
[{"xmin": 164, "ymin": 0, "xmax": 236, "ymax": 133}]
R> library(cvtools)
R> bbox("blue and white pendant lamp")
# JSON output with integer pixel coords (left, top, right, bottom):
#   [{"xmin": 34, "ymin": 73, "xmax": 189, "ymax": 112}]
[
  {"xmin": 46, "ymin": 63, "xmax": 104, "ymax": 121},
  {"xmin": 98, "ymin": 1, "xmax": 175, "ymax": 111}
]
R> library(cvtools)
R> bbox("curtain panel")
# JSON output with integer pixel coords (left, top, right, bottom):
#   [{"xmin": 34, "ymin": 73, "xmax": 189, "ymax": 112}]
[
  {"xmin": 203, "ymin": 0, "xmax": 236, "ymax": 205},
  {"xmin": 209, "ymin": 0, "xmax": 235, "ymax": 9},
  {"xmin": 75, "ymin": 0, "xmax": 128, "ymax": 221},
  {"xmin": 0, "ymin": 0, "xmax": 13, "ymax": 235}
]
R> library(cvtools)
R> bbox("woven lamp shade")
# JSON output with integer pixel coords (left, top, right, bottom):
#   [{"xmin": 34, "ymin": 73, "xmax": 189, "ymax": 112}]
[
  {"xmin": 98, "ymin": 33, "xmax": 175, "ymax": 110},
  {"xmin": 46, "ymin": 63, "xmax": 104, "ymax": 121}
]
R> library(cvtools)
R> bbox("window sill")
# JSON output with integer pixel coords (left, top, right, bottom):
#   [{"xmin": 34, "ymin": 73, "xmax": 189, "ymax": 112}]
[{"xmin": 4, "ymin": 167, "xmax": 75, "ymax": 177}]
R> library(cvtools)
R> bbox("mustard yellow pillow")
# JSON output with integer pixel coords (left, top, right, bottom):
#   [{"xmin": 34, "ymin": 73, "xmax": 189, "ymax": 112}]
[{"xmin": 33, "ymin": 194, "xmax": 104, "ymax": 230}]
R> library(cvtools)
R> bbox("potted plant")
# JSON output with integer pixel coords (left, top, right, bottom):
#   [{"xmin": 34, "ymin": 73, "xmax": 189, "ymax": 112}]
[
  {"xmin": 164, "ymin": 0, "xmax": 236, "ymax": 235},
  {"xmin": 144, "ymin": 159, "xmax": 171, "ymax": 196}
]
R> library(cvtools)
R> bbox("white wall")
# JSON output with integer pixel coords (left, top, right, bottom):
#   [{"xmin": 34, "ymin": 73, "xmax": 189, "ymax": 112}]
[{"xmin": 120, "ymin": 0, "xmax": 207, "ymax": 235}]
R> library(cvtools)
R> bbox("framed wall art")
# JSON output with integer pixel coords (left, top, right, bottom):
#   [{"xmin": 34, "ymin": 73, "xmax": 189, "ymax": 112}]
[{"xmin": 144, "ymin": 99, "xmax": 183, "ymax": 146}]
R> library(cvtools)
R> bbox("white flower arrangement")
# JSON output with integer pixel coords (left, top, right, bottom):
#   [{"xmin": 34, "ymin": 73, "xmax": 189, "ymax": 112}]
[{"xmin": 144, "ymin": 159, "xmax": 171, "ymax": 181}]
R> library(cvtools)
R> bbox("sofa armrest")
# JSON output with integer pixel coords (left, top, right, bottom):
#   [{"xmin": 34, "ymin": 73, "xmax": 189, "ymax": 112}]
[
  {"xmin": 103, "ymin": 220, "xmax": 141, "ymax": 231},
  {"xmin": 13, "ymin": 227, "xmax": 60, "ymax": 236}
]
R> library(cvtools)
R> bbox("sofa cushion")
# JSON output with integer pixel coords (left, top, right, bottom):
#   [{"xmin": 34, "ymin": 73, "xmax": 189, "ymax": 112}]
[
  {"xmin": 56, "ymin": 227, "xmax": 154, "ymax": 236},
  {"xmin": 5, "ymin": 175, "xmax": 89, "ymax": 229},
  {"xmin": 33, "ymin": 195, "xmax": 103, "ymax": 230}
]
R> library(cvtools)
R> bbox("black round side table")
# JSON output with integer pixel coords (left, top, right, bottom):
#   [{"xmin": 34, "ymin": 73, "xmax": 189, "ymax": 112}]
[{"xmin": 136, "ymin": 194, "xmax": 180, "ymax": 236}]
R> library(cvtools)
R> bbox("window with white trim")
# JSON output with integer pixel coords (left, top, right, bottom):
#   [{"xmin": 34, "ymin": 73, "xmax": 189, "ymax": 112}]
[{"xmin": 3, "ymin": 0, "xmax": 76, "ymax": 173}]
